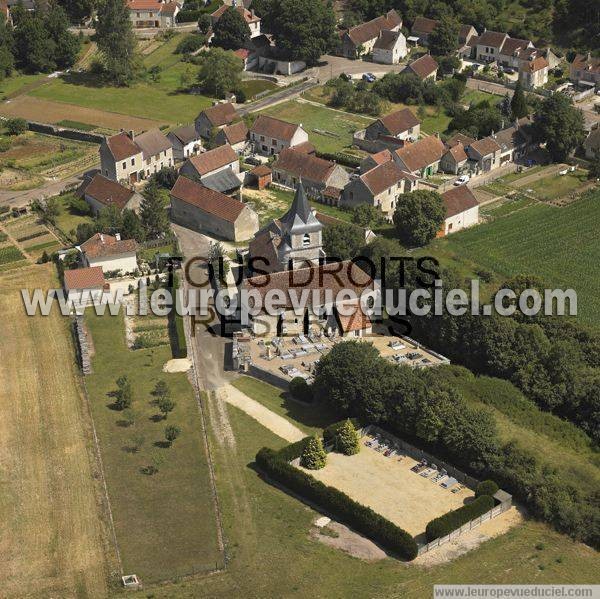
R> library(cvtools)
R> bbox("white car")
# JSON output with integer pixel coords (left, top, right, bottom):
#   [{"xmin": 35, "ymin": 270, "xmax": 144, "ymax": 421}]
[{"xmin": 454, "ymin": 175, "xmax": 470, "ymax": 186}]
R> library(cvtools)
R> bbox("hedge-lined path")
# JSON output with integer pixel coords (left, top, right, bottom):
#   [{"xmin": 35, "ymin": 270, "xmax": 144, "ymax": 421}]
[{"xmin": 221, "ymin": 384, "xmax": 305, "ymax": 443}]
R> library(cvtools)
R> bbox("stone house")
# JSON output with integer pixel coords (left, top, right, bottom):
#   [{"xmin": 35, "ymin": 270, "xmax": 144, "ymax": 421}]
[
  {"xmin": 63, "ymin": 267, "xmax": 107, "ymax": 308},
  {"xmin": 127, "ymin": 0, "xmax": 179, "ymax": 28},
  {"xmin": 410, "ymin": 17, "xmax": 477, "ymax": 48},
  {"xmin": 80, "ymin": 233, "xmax": 138, "ymax": 274},
  {"xmin": 493, "ymin": 117, "xmax": 535, "ymax": 165},
  {"xmin": 167, "ymin": 124, "xmax": 203, "ymax": 161},
  {"xmin": 569, "ymin": 53, "xmax": 600, "ymax": 87},
  {"xmin": 440, "ymin": 143, "xmax": 469, "ymax": 174},
  {"xmin": 583, "ymin": 129, "xmax": 600, "ymax": 160},
  {"xmin": 272, "ymin": 148, "xmax": 350, "ymax": 200},
  {"xmin": 393, "ymin": 135, "xmax": 445, "ymax": 177},
  {"xmin": 214, "ymin": 121, "xmax": 249, "ymax": 153},
  {"xmin": 519, "ymin": 56, "xmax": 549, "ymax": 89},
  {"xmin": 373, "ymin": 30, "xmax": 407, "ymax": 64},
  {"xmin": 340, "ymin": 10, "xmax": 402, "ymax": 59},
  {"xmin": 179, "ymin": 144, "xmax": 242, "ymax": 194},
  {"xmin": 439, "ymin": 185, "xmax": 479, "ymax": 236},
  {"xmin": 365, "ymin": 108, "xmax": 420, "ymax": 142},
  {"xmin": 360, "ymin": 149, "xmax": 394, "ymax": 173},
  {"xmin": 195, "ymin": 102, "xmax": 239, "ymax": 139},
  {"xmin": 466, "ymin": 137, "xmax": 502, "ymax": 172},
  {"xmin": 99, "ymin": 129, "xmax": 173, "ymax": 184},
  {"xmin": 341, "ymin": 160, "xmax": 419, "ymax": 220},
  {"xmin": 249, "ymin": 115, "xmax": 309, "ymax": 156},
  {"xmin": 77, "ymin": 173, "xmax": 143, "ymax": 215},
  {"xmin": 170, "ymin": 175, "xmax": 258, "ymax": 241},
  {"xmin": 402, "ymin": 54, "xmax": 438, "ymax": 81}
]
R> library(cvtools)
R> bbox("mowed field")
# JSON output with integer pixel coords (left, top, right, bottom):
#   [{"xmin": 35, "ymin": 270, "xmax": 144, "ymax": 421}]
[
  {"xmin": 0, "ymin": 265, "xmax": 109, "ymax": 598},
  {"xmin": 430, "ymin": 190, "xmax": 600, "ymax": 328}
]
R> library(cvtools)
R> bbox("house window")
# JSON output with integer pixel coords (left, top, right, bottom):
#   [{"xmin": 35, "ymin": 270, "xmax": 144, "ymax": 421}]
[
  {"xmin": 260, "ymin": 135, "xmax": 265, "ymax": 141},
  {"xmin": 271, "ymin": 139, "xmax": 276, "ymax": 145},
  {"xmin": 131, "ymin": 158, "xmax": 134, "ymax": 165},
  {"xmin": 302, "ymin": 234, "xmax": 310, "ymax": 247},
  {"xmin": 122, "ymin": 161, "xmax": 126, "ymax": 169}
]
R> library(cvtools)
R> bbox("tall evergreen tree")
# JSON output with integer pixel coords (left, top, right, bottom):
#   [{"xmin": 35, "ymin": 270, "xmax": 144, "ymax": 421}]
[
  {"xmin": 140, "ymin": 180, "xmax": 169, "ymax": 239},
  {"xmin": 510, "ymin": 80, "xmax": 529, "ymax": 120},
  {"xmin": 95, "ymin": 0, "xmax": 138, "ymax": 86},
  {"xmin": 45, "ymin": 3, "xmax": 81, "ymax": 69},
  {"xmin": 0, "ymin": 14, "xmax": 14, "ymax": 80}
]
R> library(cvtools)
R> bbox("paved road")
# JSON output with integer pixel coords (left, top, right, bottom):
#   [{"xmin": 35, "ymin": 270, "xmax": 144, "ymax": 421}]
[{"xmin": 238, "ymin": 78, "xmax": 318, "ymax": 116}]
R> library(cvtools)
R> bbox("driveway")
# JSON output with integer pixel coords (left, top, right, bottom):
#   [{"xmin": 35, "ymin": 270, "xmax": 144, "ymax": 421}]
[{"xmin": 315, "ymin": 54, "xmax": 408, "ymax": 82}]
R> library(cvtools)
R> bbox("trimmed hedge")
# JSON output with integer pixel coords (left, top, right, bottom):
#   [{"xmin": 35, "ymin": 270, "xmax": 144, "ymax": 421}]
[
  {"xmin": 169, "ymin": 273, "xmax": 187, "ymax": 358},
  {"xmin": 315, "ymin": 150, "xmax": 361, "ymax": 169},
  {"xmin": 425, "ymin": 495, "xmax": 495, "ymax": 542},
  {"xmin": 255, "ymin": 444, "xmax": 418, "ymax": 560}
]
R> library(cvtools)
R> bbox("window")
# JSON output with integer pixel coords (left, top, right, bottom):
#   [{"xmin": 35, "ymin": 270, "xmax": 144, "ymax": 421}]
[
  {"xmin": 131, "ymin": 158, "xmax": 134, "ymax": 166},
  {"xmin": 122, "ymin": 161, "xmax": 126, "ymax": 169},
  {"xmin": 272, "ymin": 139, "xmax": 276, "ymax": 145},
  {"xmin": 260, "ymin": 135, "xmax": 265, "ymax": 141},
  {"xmin": 302, "ymin": 234, "xmax": 310, "ymax": 248}
]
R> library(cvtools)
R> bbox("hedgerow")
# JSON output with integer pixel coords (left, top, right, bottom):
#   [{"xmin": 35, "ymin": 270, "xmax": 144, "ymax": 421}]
[{"xmin": 425, "ymin": 495, "xmax": 495, "ymax": 542}]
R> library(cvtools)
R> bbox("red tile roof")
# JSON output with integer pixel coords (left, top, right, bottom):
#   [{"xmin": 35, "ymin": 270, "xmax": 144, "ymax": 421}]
[
  {"xmin": 347, "ymin": 10, "xmax": 402, "ymax": 46},
  {"xmin": 394, "ymin": 135, "xmax": 445, "ymax": 172},
  {"xmin": 360, "ymin": 160, "xmax": 413, "ymax": 196},
  {"xmin": 78, "ymin": 174, "xmax": 136, "ymax": 210},
  {"xmin": 64, "ymin": 266, "xmax": 105, "ymax": 290},
  {"xmin": 292, "ymin": 140, "xmax": 316, "ymax": 154},
  {"xmin": 337, "ymin": 303, "xmax": 372, "ymax": 332},
  {"xmin": 441, "ymin": 185, "xmax": 479, "ymax": 218},
  {"xmin": 446, "ymin": 133, "xmax": 475, "ymax": 148},
  {"xmin": 500, "ymin": 37, "xmax": 531, "ymax": 56},
  {"xmin": 404, "ymin": 54, "xmax": 438, "ymax": 79},
  {"xmin": 378, "ymin": 108, "xmax": 420, "ymax": 136},
  {"xmin": 469, "ymin": 136, "xmax": 501, "ymax": 157},
  {"xmin": 444, "ymin": 143, "xmax": 468, "ymax": 163},
  {"xmin": 273, "ymin": 148, "xmax": 335, "ymax": 184},
  {"xmin": 134, "ymin": 128, "xmax": 172, "ymax": 159},
  {"xmin": 251, "ymin": 115, "xmax": 302, "ymax": 142},
  {"xmin": 200, "ymin": 102, "xmax": 238, "ymax": 127},
  {"xmin": 211, "ymin": 4, "xmax": 260, "ymax": 23},
  {"xmin": 170, "ymin": 175, "xmax": 246, "ymax": 223},
  {"xmin": 81, "ymin": 233, "xmax": 138, "ymax": 258},
  {"xmin": 250, "ymin": 164, "xmax": 272, "ymax": 176},
  {"xmin": 368, "ymin": 149, "xmax": 393, "ymax": 165},
  {"xmin": 521, "ymin": 56, "xmax": 548, "ymax": 73},
  {"xmin": 476, "ymin": 30, "xmax": 508, "ymax": 50},
  {"xmin": 411, "ymin": 16, "xmax": 438, "ymax": 35},
  {"xmin": 571, "ymin": 53, "xmax": 600, "ymax": 75},
  {"xmin": 220, "ymin": 121, "xmax": 248, "ymax": 145},
  {"xmin": 105, "ymin": 132, "xmax": 140, "ymax": 162},
  {"xmin": 186, "ymin": 144, "xmax": 237, "ymax": 176},
  {"xmin": 242, "ymin": 260, "xmax": 374, "ymax": 307}
]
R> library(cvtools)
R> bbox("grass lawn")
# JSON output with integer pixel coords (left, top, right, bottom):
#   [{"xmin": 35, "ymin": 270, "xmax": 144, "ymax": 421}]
[
  {"xmin": 56, "ymin": 119, "xmax": 98, "ymax": 131},
  {"xmin": 427, "ymin": 189, "xmax": 600, "ymax": 328},
  {"xmin": 502, "ymin": 165, "xmax": 544, "ymax": 183},
  {"xmin": 239, "ymin": 79, "xmax": 278, "ymax": 99},
  {"xmin": 143, "ymin": 380, "xmax": 600, "ymax": 598},
  {"xmin": 0, "ymin": 72, "xmax": 46, "ymax": 99},
  {"xmin": 259, "ymin": 100, "xmax": 371, "ymax": 154},
  {"xmin": 84, "ymin": 310, "xmax": 222, "ymax": 583},
  {"xmin": 29, "ymin": 35, "xmax": 212, "ymax": 126},
  {"xmin": 462, "ymin": 89, "xmax": 500, "ymax": 105},
  {"xmin": 525, "ymin": 171, "xmax": 589, "ymax": 201},
  {"xmin": 232, "ymin": 376, "xmax": 338, "ymax": 436},
  {"xmin": 48, "ymin": 193, "xmax": 94, "ymax": 240}
]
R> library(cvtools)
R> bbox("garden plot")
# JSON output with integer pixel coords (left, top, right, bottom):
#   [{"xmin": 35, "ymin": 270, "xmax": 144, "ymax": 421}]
[{"xmin": 300, "ymin": 435, "xmax": 473, "ymax": 538}]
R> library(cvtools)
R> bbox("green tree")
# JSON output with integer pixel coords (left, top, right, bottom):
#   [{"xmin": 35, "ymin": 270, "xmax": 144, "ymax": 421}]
[
  {"xmin": 13, "ymin": 12, "xmax": 56, "ymax": 73},
  {"xmin": 164, "ymin": 424, "xmax": 181, "ymax": 446},
  {"xmin": 334, "ymin": 419, "xmax": 360, "ymax": 455},
  {"xmin": 115, "ymin": 375, "xmax": 133, "ymax": 410},
  {"xmin": 476, "ymin": 479, "xmax": 499, "ymax": 497},
  {"xmin": 140, "ymin": 180, "xmax": 169, "ymax": 239},
  {"xmin": 533, "ymin": 93, "xmax": 586, "ymax": 162},
  {"xmin": 269, "ymin": 0, "xmax": 336, "ymax": 65},
  {"xmin": 589, "ymin": 152, "xmax": 600, "ymax": 180},
  {"xmin": 393, "ymin": 190, "xmax": 446, "ymax": 247},
  {"xmin": 121, "ymin": 209, "xmax": 145, "ymax": 243},
  {"xmin": 198, "ymin": 13, "xmax": 212, "ymax": 34},
  {"xmin": 158, "ymin": 396, "xmax": 175, "ymax": 419},
  {"xmin": 323, "ymin": 223, "xmax": 364, "ymax": 260},
  {"xmin": 0, "ymin": 14, "xmax": 14, "ymax": 81},
  {"xmin": 63, "ymin": 0, "xmax": 95, "ymax": 22},
  {"xmin": 45, "ymin": 2, "xmax": 81, "ymax": 69},
  {"xmin": 351, "ymin": 204, "xmax": 379, "ymax": 228},
  {"xmin": 197, "ymin": 48, "xmax": 243, "ymax": 98},
  {"xmin": 510, "ymin": 80, "xmax": 529, "ymax": 120},
  {"xmin": 212, "ymin": 7, "xmax": 251, "ymax": 50},
  {"xmin": 5, "ymin": 118, "xmax": 27, "ymax": 135},
  {"xmin": 300, "ymin": 436, "xmax": 327, "ymax": 469},
  {"xmin": 95, "ymin": 0, "xmax": 138, "ymax": 85},
  {"xmin": 289, "ymin": 376, "xmax": 313, "ymax": 402},
  {"xmin": 154, "ymin": 379, "xmax": 170, "ymax": 399},
  {"xmin": 428, "ymin": 17, "xmax": 460, "ymax": 57}
]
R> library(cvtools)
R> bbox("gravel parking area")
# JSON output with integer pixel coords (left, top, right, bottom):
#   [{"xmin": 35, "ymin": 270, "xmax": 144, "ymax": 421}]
[{"xmin": 300, "ymin": 437, "xmax": 474, "ymax": 538}]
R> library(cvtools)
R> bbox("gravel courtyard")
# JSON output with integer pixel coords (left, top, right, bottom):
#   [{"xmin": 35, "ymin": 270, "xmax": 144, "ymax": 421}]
[{"xmin": 300, "ymin": 438, "xmax": 474, "ymax": 538}]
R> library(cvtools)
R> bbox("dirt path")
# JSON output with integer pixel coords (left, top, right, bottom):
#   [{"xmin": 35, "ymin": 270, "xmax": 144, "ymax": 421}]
[{"xmin": 221, "ymin": 383, "xmax": 305, "ymax": 443}]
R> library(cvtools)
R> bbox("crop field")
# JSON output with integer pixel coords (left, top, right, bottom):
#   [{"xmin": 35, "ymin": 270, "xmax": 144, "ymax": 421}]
[
  {"xmin": 259, "ymin": 99, "xmax": 371, "ymax": 154},
  {"xmin": 84, "ymin": 310, "xmax": 222, "ymax": 583},
  {"xmin": 0, "ymin": 265, "xmax": 110, "ymax": 597},
  {"xmin": 430, "ymin": 190, "xmax": 600, "ymax": 328}
]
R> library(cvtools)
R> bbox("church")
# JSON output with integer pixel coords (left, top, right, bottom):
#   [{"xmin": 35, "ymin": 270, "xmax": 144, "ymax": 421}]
[{"xmin": 240, "ymin": 182, "xmax": 378, "ymax": 337}]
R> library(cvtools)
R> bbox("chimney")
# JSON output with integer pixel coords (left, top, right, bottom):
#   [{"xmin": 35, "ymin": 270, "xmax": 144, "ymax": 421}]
[
  {"xmin": 115, "ymin": 232, "xmax": 121, "ymax": 241},
  {"xmin": 128, "ymin": 130, "xmax": 135, "ymax": 140}
]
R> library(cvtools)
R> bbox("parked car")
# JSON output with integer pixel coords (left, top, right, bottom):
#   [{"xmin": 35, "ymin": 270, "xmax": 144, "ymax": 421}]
[
  {"xmin": 362, "ymin": 73, "xmax": 376, "ymax": 83},
  {"xmin": 454, "ymin": 174, "xmax": 470, "ymax": 185},
  {"xmin": 502, "ymin": 66, "xmax": 516, "ymax": 74}
]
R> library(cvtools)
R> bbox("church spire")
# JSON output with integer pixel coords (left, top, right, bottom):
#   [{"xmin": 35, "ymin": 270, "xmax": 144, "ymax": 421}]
[{"xmin": 282, "ymin": 179, "xmax": 311, "ymax": 226}]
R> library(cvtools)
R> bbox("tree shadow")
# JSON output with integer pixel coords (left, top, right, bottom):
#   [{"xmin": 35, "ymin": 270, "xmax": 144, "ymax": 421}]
[
  {"xmin": 153, "ymin": 440, "xmax": 171, "ymax": 449},
  {"xmin": 116, "ymin": 419, "xmax": 134, "ymax": 428},
  {"xmin": 277, "ymin": 392, "xmax": 338, "ymax": 430},
  {"xmin": 149, "ymin": 413, "xmax": 164, "ymax": 422},
  {"xmin": 106, "ymin": 401, "xmax": 123, "ymax": 411},
  {"xmin": 122, "ymin": 445, "xmax": 141, "ymax": 454}
]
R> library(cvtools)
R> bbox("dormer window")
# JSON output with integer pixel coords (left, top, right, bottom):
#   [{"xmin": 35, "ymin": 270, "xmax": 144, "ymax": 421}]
[{"xmin": 302, "ymin": 234, "xmax": 310, "ymax": 248}]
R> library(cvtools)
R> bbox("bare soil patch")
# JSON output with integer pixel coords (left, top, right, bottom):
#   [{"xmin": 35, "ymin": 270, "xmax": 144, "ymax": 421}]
[
  {"xmin": 299, "ymin": 439, "xmax": 474, "ymax": 538},
  {"xmin": 0, "ymin": 95, "xmax": 162, "ymax": 132},
  {"xmin": 311, "ymin": 521, "xmax": 387, "ymax": 561}
]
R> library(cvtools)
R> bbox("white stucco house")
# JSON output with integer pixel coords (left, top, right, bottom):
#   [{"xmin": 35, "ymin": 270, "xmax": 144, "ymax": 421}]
[
  {"xmin": 80, "ymin": 233, "xmax": 139, "ymax": 275},
  {"xmin": 439, "ymin": 185, "xmax": 479, "ymax": 236}
]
